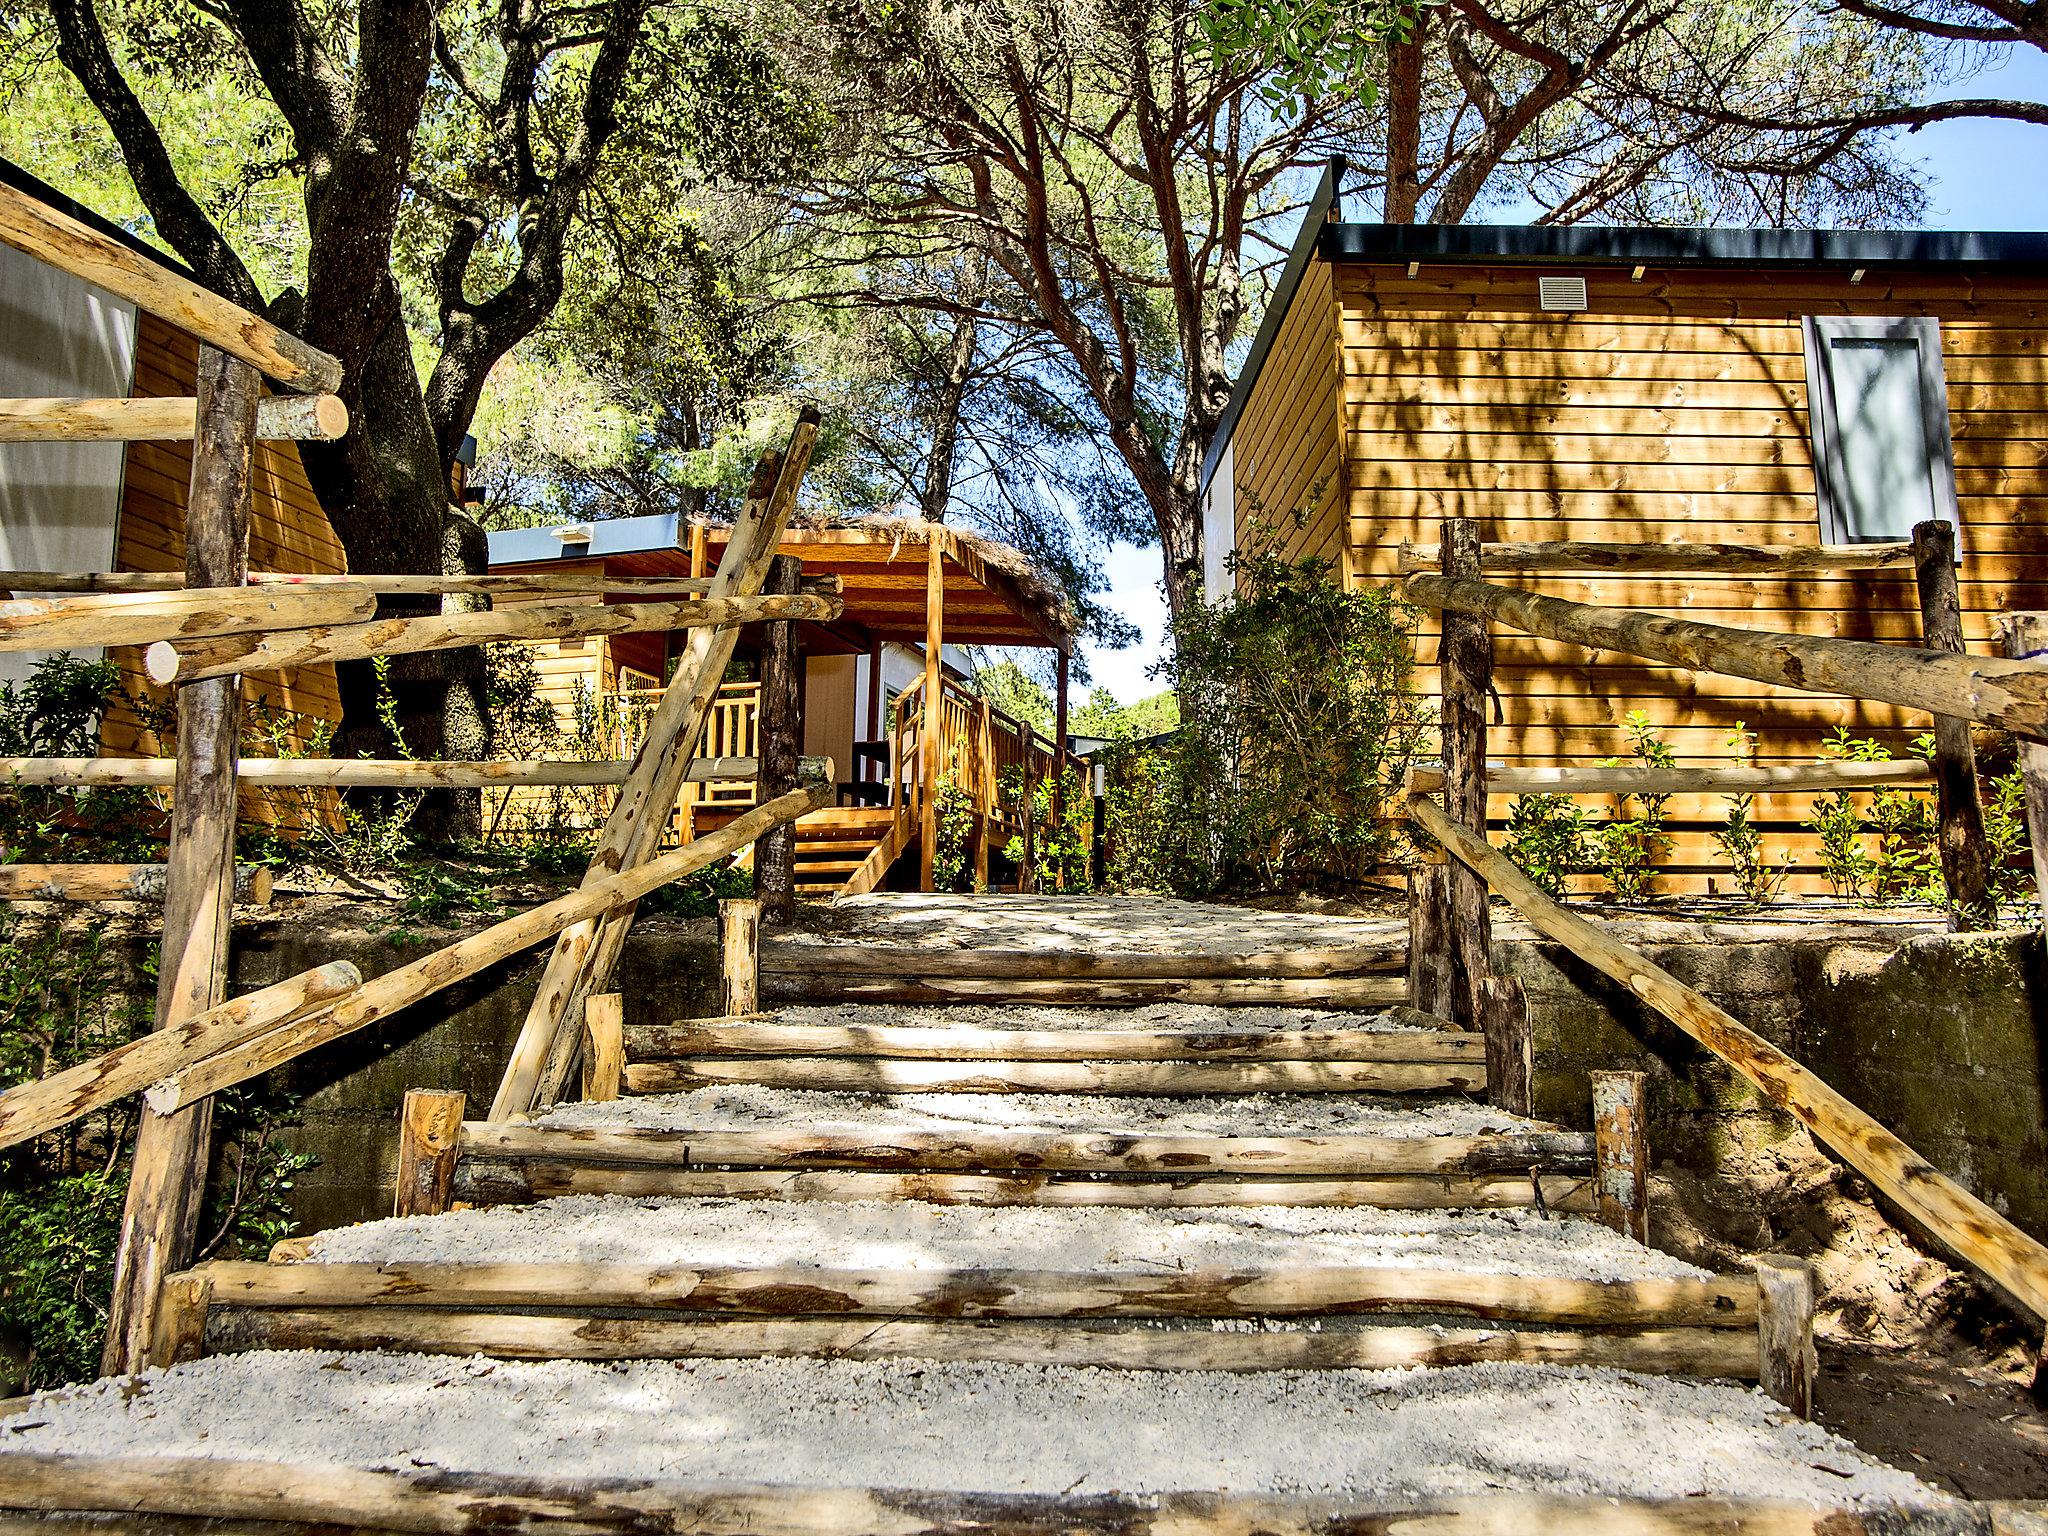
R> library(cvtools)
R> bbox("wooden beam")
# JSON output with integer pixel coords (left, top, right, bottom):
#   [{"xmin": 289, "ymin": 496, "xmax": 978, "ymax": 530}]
[
  {"xmin": 0, "ymin": 584, "xmax": 374, "ymax": 654},
  {"xmin": 580, "ymin": 995, "xmax": 624, "ymax": 1103},
  {"xmin": 1409, "ymin": 791, "xmax": 2048, "ymax": 1324},
  {"xmin": 756, "ymin": 938, "xmax": 1406, "ymax": 980},
  {"xmin": 920, "ymin": 535, "xmax": 944, "ymax": 891},
  {"xmin": 392, "ymin": 1090, "xmax": 465, "ymax": 1218},
  {"xmin": 1592, "ymin": 1070, "xmax": 1650, "ymax": 1245},
  {"xmin": 102, "ymin": 348, "xmax": 258, "ymax": 1377},
  {"xmin": 144, "ymin": 590, "xmax": 841, "ymax": 684},
  {"xmin": 192, "ymin": 1258, "xmax": 1756, "ymax": 1327},
  {"xmin": 0, "ymin": 570, "xmax": 842, "ymax": 598},
  {"xmin": 1404, "ymin": 761, "xmax": 1938, "ymax": 797},
  {"xmin": 1406, "ymin": 864, "xmax": 1455, "ymax": 1019},
  {"xmin": 0, "ymin": 863, "xmax": 270, "ymax": 903},
  {"xmin": 5, "ymin": 1457, "xmax": 1958, "ymax": 1536},
  {"xmin": 624, "ymin": 1056, "xmax": 1482, "ymax": 1096},
  {"xmin": 754, "ymin": 555, "xmax": 803, "ymax": 921},
  {"xmin": 0, "ymin": 754, "xmax": 821, "ymax": 788},
  {"xmin": 626, "ymin": 1018, "xmax": 1484, "ymax": 1063},
  {"xmin": 453, "ymin": 1120, "xmax": 1593, "ymax": 1177},
  {"xmin": 496, "ymin": 414, "xmax": 820, "ymax": 1120},
  {"xmin": 143, "ymin": 784, "xmax": 830, "ymax": 1114},
  {"xmin": 1397, "ymin": 539, "xmax": 1915, "ymax": 575},
  {"xmin": 0, "ymin": 961, "xmax": 360, "ymax": 1153},
  {"xmin": 0, "ymin": 393, "xmax": 347, "ymax": 443},
  {"xmin": 1914, "ymin": 520, "xmax": 1996, "ymax": 930},
  {"xmin": 0, "ymin": 180, "xmax": 341, "ymax": 390},
  {"xmin": 1997, "ymin": 614, "xmax": 2048, "ymax": 935},
  {"xmin": 719, "ymin": 898, "xmax": 761, "ymax": 1016},
  {"xmin": 757, "ymin": 973, "xmax": 1410, "ymax": 1007},
  {"xmin": 1401, "ymin": 572, "xmax": 2048, "ymax": 739}
]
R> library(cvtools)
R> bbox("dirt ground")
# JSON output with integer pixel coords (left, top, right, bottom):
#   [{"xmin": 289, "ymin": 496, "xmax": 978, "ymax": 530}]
[{"xmin": 1819, "ymin": 1340, "xmax": 2048, "ymax": 1499}]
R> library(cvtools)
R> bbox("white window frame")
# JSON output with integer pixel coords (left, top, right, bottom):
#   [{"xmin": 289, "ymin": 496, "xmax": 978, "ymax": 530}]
[{"xmin": 1800, "ymin": 314, "xmax": 1960, "ymax": 546}]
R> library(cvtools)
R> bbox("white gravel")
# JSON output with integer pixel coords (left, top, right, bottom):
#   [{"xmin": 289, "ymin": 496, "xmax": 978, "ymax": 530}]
[
  {"xmin": 766, "ymin": 1002, "xmax": 1428, "ymax": 1033},
  {"xmin": 534, "ymin": 1085, "xmax": 1553, "ymax": 1139},
  {"xmin": 2, "ymin": 1353, "xmax": 1937, "ymax": 1507},
  {"xmin": 805, "ymin": 893, "xmax": 1405, "ymax": 955},
  {"xmin": 301, "ymin": 1197, "xmax": 1708, "ymax": 1282}
]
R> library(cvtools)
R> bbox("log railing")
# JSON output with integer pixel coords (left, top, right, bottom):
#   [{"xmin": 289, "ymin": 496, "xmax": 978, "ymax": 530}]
[{"xmin": 1400, "ymin": 515, "xmax": 2048, "ymax": 1328}]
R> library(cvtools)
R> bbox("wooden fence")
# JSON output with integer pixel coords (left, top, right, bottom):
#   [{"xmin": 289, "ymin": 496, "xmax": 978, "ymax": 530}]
[
  {"xmin": 0, "ymin": 175, "xmax": 836, "ymax": 1372},
  {"xmin": 1401, "ymin": 514, "xmax": 2048, "ymax": 1332}
]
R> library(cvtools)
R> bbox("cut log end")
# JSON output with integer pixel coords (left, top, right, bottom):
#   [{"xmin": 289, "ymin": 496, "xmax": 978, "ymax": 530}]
[{"xmin": 143, "ymin": 640, "xmax": 181, "ymax": 686}]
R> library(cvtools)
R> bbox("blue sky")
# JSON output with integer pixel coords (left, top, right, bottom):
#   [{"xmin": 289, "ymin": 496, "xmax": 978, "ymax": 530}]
[{"xmin": 1076, "ymin": 52, "xmax": 2048, "ymax": 707}]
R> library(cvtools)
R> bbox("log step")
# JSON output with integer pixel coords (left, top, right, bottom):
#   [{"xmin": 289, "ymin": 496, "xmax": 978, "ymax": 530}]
[
  {"xmin": 625, "ymin": 1017, "xmax": 1480, "ymax": 1063},
  {"xmin": 763, "ymin": 974, "xmax": 1411, "ymax": 1007},
  {"xmin": 621, "ymin": 1057, "xmax": 1484, "ymax": 1096}
]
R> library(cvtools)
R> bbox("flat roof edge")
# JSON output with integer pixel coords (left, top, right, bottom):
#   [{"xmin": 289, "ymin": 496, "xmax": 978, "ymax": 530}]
[{"xmin": 1319, "ymin": 221, "xmax": 2048, "ymax": 271}]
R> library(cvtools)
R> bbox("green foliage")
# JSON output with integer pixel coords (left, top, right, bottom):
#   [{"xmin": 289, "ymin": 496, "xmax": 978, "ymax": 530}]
[
  {"xmin": 1985, "ymin": 763, "xmax": 2035, "ymax": 916},
  {"xmin": 1502, "ymin": 794, "xmax": 1592, "ymax": 898},
  {"xmin": 1002, "ymin": 765, "xmax": 1095, "ymax": 893},
  {"xmin": 1711, "ymin": 723, "xmax": 1788, "ymax": 907},
  {"xmin": 0, "ymin": 917, "xmax": 310, "ymax": 1390},
  {"xmin": 929, "ymin": 781, "xmax": 978, "ymax": 894},
  {"xmin": 1151, "ymin": 539, "xmax": 1429, "ymax": 893},
  {"xmin": 1071, "ymin": 688, "xmax": 1179, "ymax": 742},
  {"xmin": 1590, "ymin": 712, "xmax": 1674, "ymax": 903},
  {"xmin": 970, "ymin": 661, "xmax": 1053, "ymax": 735},
  {"xmin": 1198, "ymin": 0, "xmax": 1411, "ymax": 115},
  {"xmin": 0, "ymin": 655, "xmax": 164, "ymax": 862}
]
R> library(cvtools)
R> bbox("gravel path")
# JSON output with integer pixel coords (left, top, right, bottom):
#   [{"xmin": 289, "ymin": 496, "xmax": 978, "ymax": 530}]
[
  {"xmin": 2, "ymin": 1353, "xmax": 1937, "ymax": 1506},
  {"xmin": 302, "ymin": 1197, "xmax": 1708, "ymax": 1282},
  {"xmin": 765, "ymin": 1002, "xmax": 1429, "ymax": 1033},
  {"xmin": 535, "ymin": 1086, "xmax": 1554, "ymax": 1139},
  {"xmin": 797, "ymin": 894, "xmax": 1405, "ymax": 954}
]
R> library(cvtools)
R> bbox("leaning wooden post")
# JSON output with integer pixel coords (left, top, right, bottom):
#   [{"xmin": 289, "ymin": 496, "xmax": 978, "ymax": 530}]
[
  {"xmin": 755, "ymin": 555, "xmax": 804, "ymax": 923},
  {"xmin": 580, "ymin": 994, "xmax": 625, "ymax": 1103},
  {"xmin": 393, "ymin": 1089, "xmax": 465, "ymax": 1218},
  {"xmin": 101, "ymin": 347, "xmax": 258, "ymax": 1377},
  {"xmin": 721, "ymin": 898, "xmax": 761, "ymax": 1016},
  {"xmin": 1440, "ymin": 519, "xmax": 1499, "ymax": 1032},
  {"xmin": 919, "ymin": 535, "xmax": 946, "ymax": 891},
  {"xmin": 1913, "ymin": 520, "xmax": 1995, "ymax": 930},
  {"xmin": 1591, "ymin": 1070, "xmax": 1650, "ymax": 1244},
  {"xmin": 1997, "ymin": 613, "xmax": 2048, "ymax": 938},
  {"xmin": 1756, "ymin": 1254, "xmax": 1818, "ymax": 1419},
  {"xmin": 1052, "ymin": 648, "xmax": 1071, "ymax": 890}
]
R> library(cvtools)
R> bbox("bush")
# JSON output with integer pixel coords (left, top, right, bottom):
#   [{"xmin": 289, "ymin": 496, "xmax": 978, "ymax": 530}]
[
  {"xmin": 0, "ymin": 655, "xmax": 165, "ymax": 863},
  {"xmin": 1150, "ymin": 541, "xmax": 1430, "ymax": 894}
]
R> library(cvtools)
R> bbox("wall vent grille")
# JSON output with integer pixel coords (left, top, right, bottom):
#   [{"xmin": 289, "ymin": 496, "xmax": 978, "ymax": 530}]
[{"xmin": 1538, "ymin": 275, "xmax": 1589, "ymax": 311}]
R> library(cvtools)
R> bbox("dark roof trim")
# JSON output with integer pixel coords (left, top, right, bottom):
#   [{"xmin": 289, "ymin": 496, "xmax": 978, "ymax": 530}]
[
  {"xmin": 1197, "ymin": 155, "xmax": 1346, "ymax": 496},
  {"xmin": 1318, "ymin": 220, "xmax": 2048, "ymax": 271},
  {"xmin": 0, "ymin": 155, "xmax": 199, "ymax": 282}
]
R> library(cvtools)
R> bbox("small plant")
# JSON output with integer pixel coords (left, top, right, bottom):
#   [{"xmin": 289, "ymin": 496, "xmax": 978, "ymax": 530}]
[
  {"xmin": 1985, "ymin": 762, "xmax": 2034, "ymax": 917},
  {"xmin": 930, "ymin": 780, "xmax": 978, "ymax": 893},
  {"xmin": 1502, "ymin": 793, "xmax": 1591, "ymax": 897},
  {"xmin": 1870, "ymin": 732, "xmax": 1943, "ymax": 905},
  {"xmin": 1592, "ymin": 711, "xmax": 1673, "ymax": 903},
  {"xmin": 0, "ymin": 654, "xmax": 164, "ymax": 862},
  {"xmin": 1712, "ymin": 723, "xmax": 1788, "ymax": 906},
  {"xmin": 1803, "ymin": 727, "xmax": 1881, "ymax": 899},
  {"xmin": 1002, "ymin": 763, "xmax": 1095, "ymax": 892}
]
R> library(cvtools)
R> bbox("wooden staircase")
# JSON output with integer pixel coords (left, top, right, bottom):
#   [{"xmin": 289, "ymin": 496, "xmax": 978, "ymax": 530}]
[
  {"xmin": 693, "ymin": 805, "xmax": 901, "ymax": 895},
  {"xmin": 179, "ymin": 920, "xmax": 1793, "ymax": 1389}
]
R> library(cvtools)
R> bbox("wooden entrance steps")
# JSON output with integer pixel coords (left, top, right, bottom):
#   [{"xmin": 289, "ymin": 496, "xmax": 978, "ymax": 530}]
[{"xmin": 693, "ymin": 805, "xmax": 899, "ymax": 895}]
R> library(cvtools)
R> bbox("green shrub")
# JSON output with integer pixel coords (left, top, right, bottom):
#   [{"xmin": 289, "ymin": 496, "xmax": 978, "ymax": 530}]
[
  {"xmin": 1150, "ymin": 540, "xmax": 1430, "ymax": 894},
  {"xmin": 0, "ymin": 654, "xmax": 164, "ymax": 863},
  {"xmin": 1591, "ymin": 711, "xmax": 1673, "ymax": 902},
  {"xmin": 1502, "ymin": 793, "xmax": 1592, "ymax": 897},
  {"xmin": 1711, "ymin": 722, "xmax": 1788, "ymax": 906}
]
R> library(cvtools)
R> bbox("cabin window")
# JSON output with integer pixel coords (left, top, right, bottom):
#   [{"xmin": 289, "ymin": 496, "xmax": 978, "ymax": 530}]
[{"xmin": 1801, "ymin": 316, "xmax": 1959, "ymax": 544}]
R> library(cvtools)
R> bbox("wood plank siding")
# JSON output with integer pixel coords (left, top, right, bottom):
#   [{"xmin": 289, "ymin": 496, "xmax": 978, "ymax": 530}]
[
  {"xmin": 103, "ymin": 312, "xmax": 349, "ymax": 830},
  {"xmin": 1232, "ymin": 255, "xmax": 2048, "ymax": 893},
  {"xmin": 1230, "ymin": 259, "xmax": 1347, "ymax": 575}
]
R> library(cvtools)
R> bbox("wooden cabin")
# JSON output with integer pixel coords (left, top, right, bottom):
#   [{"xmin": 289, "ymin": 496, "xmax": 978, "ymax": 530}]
[
  {"xmin": 0, "ymin": 158, "xmax": 346, "ymax": 828},
  {"xmin": 485, "ymin": 514, "xmax": 1079, "ymax": 893},
  {"xmin": 1202, "ymin": 160, "xmax": 2048, "ymax": 893}
]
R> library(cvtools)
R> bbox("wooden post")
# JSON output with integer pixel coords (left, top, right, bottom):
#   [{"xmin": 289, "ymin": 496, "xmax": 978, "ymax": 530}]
[
  {"xmin": 973, "ymin": 698, "xmax": 994, "ymax": 890},
  {"xmin": 1052, "ymin": 649, "xmax": 1071, "ymax": 890},
  {"xmin": 1913, "ymin": 520, "xmax": 1995, "ymax": 930},
  {"xmin": 1439, "ymin": 519, "xmax": 1496, "ymax": 1034},
  {"xmin": 1998, "ymin": 614, "xmax": 2048, "ymax": 937},
  {"xmin": 721, "ymin": 898, "xmax": 761, "ymax": 1016},
  {"xmin": 864, "ymin": 642, "xmax": 884, "ymax": 786},
  {"xmin": 101, "ymin": 348, "xmax": 258, "ymax": 1377},
  {"xmin": 1591, "ymin": 1070, "xmax": 1649, "ymax": 1244},
  {"xmin": 1756, "ymin": 1254, "xmax": 1817, "ymax": 1419},
  {"xmin": 919, "ymin": 536, "xmax": 945, "ymax": 891},
  {"xmin": 1406, "ymin": 863, "xmax": 1455, "ymax": 1020},
  {"xmin": 144, "ymin": 1272, "xmax": 212, "ymax": 1370},
  {"xmin": 393, "ymin": 1089, "xmax": 466, "ymax": 1219},
  {"xmin": 580, "ymin": 994, "xmax": 625, "ymax": 1103},
  {"xmin": 1018, "ymin": 724, "xmax": 1038, "ymax": 894},
  {"xmin": 755, "ymin": 556, "xmax": 803, "ymax": 923},
  {"xmin": 1478, "ymin": 975, "xmax": 1532, "ymax": 1118}
]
